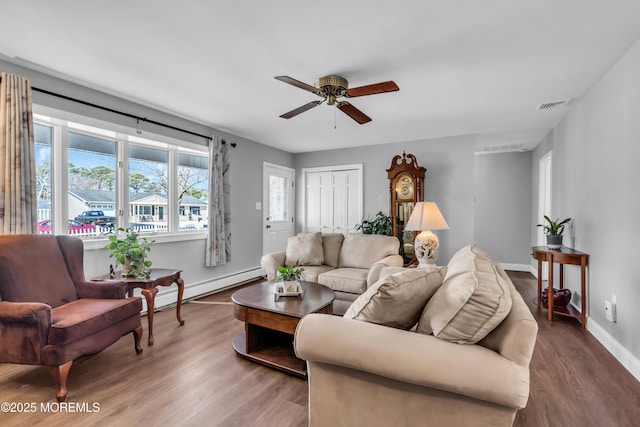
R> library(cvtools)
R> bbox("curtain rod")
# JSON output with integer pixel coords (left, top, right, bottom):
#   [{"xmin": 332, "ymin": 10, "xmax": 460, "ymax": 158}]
[{"xmin": 31, "ymin": 86, "xmax": 236, "ymax": 147}]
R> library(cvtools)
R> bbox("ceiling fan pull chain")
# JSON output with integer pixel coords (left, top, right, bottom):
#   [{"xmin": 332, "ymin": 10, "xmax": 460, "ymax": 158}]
[{"xmin": 334, "ymin": 104, "xmax": 337, "ymax": 129}]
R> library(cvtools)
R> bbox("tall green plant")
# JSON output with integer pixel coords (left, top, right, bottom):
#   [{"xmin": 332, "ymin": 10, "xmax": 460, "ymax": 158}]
[{"xmin": 355, "ymin": 211, "xmax": 392, "ymax": 235}]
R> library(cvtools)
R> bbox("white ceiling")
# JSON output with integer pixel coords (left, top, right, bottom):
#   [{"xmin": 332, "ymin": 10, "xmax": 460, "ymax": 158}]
[{"xmin": 2, "ymin": 1, "xmax": 640, "ymax": 153}]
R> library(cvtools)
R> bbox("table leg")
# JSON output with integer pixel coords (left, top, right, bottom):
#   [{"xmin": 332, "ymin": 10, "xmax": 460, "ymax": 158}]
[
  {"xmin": 547, "ymin": 258, "xmax": 554, "ymax": 322},
  {"xmin": 559, "ymin": 264, "xmax": 564, "ymax": 289},
  {"xmin": 141, "ymin": 287, "xmax": 159, "ymax": 346},
  {"xmin": 581, "ymin": 258, "xmax": 587, "ymax": 329},
  {"xmin": 537, "ymin": 258, "xmax": 542, "ymax": 309},
  {"xmin": 175, "ymin": 277, "xmax": 185, "ymax": 326}
]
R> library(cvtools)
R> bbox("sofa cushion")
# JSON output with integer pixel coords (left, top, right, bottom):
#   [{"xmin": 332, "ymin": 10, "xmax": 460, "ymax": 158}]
[
  {"xmin": 49, "ymin": 297, "xmax": 142, "ymax": 345},
  {"xmin": 322, "ymin": 233, "xmax": 344, "ymax": 268},
  {"xmin": 344, "ymin": 267, "xmax": 447, "ymax": 330},
  {"xmin": 299, "ymin": 265, "xmax": 335, "ymax": 283},
  {"xmin": 285, "ymin": 232, "xmax": 324, "ymax": 266},
  {"xmin": 338, "ymin": 234, "xmax": 399, "ymax": 269},
  {"xmin": 0, "ymin": 235, "xmax": 78, "ymax": 308},
  {"xmin": 318, "ymin": 268, "xmax": 369, "ymax": 294},
  {"xmin": 416, "ymin": 245, "xmax": 512, "ymax": 344}
]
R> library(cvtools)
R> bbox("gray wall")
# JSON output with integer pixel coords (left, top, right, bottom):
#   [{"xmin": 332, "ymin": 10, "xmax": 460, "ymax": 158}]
[
  {"xmin": 294, "ymin": 135, "xmax": 479, "ymax": 265},
  {"xmin": 474, "ymin": 151, "xmax": 532, "ymax": 264},
  {"xmin": 531, "ymin": 37, "xmax": 640, "ymax": 364},
  {"xmin": 1, "ymin": 59, "xmax": 293, "ymax": 294}
]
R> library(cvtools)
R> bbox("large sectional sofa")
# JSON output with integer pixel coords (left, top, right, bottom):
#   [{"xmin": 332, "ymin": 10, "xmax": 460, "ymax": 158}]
[
  {"xmin": 294, "ymin": 245, "xmax": 538, "ymax": 426},
  {"xmin": 261, "ymin": 232, "xmax": 403, "ymax": 314}
]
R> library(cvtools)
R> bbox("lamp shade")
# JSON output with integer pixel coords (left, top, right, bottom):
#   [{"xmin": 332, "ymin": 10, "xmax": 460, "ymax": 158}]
[{"xmin": 405, "ymin": 202, "xmax": 449, "ymax": 231}]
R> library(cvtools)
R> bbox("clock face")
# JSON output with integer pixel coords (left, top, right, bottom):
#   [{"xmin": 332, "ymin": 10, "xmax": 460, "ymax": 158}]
[{"xmin": 395, "ymin": 175, "xmax": 414, "ymax": 200}]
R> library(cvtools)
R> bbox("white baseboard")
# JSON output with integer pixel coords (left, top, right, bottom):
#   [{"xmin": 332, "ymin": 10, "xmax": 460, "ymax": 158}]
[
  {"xmin": 521, "ymin": 265, "xmax": 639, "ymax": 383},
  {"xmin": 587, "ymin": 319, "xmax": 640, "ymax": 382},
  {"xmin": 499, "ymin": 263, "xmax": 531, "ymax": 272},
  {"xmin": 138, "ymin": 266, "xmax": 265, "ymax": 313}
]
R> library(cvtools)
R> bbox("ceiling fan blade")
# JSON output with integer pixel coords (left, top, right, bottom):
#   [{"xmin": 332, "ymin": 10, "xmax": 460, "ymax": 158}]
[
  {"xmin": 279, "ymin": 101, "xmax": 323, "ymax": 119},
  {"xmin": 346, "ymin": 81, "xmax": 399, "ymax": 97},
  {"xmin": 274, "ymin": 76, "xmax": 321, "ymax": 95},
  {"xmin": 338, "ymin": 102, "xmax": 372, "ymax": 124}
]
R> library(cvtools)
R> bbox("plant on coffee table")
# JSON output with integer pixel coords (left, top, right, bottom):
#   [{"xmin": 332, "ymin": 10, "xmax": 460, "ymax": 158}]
[{"xmin": 276, "ymin": 261, "xmax": 305, "ymax": 292}]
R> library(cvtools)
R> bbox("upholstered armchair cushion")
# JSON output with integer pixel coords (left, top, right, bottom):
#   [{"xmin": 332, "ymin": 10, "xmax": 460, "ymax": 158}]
[{"xmin": 49, "ymin": 298, "xmax": 142, "ymax": 346}]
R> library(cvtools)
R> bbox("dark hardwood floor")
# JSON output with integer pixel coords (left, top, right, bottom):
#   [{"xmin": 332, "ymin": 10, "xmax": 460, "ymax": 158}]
[{"xmin": 1, "ymin": 272, "xmax": 639, "ymax": 426}]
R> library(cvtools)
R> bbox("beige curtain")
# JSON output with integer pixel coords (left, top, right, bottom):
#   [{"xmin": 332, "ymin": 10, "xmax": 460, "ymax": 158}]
[
  {"xmin": 0, "ymin": 73, "xmax": 37, "ymax": 234},
  {"xmin": 205, "ymin": 135, "xmax": 230, "ymax": 267}
]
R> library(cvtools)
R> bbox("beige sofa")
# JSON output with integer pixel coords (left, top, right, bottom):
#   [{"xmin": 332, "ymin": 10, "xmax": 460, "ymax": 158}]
[
  {"xmin": 294, "ymin": 246, "xmax": 538, "ymax": 427},
  {"xmin": 261, "ymin": 232, "xmax": 403, "ymax": 314}
]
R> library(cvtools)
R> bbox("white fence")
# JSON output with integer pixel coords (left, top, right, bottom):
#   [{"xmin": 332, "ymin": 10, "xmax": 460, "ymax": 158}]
[{"xmin": 38, "ymin": 222, "xmax": 205, "ymax": 237}]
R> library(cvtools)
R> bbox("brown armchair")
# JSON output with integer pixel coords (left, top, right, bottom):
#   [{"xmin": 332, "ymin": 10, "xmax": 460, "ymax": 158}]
[{"xmin": 0, "ymin": 234, "xmax": 143, "ymax": 401}]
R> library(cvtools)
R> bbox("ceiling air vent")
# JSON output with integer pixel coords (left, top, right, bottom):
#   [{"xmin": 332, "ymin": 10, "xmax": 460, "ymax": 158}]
[{"xmin": 537, "ymin": 99, "xmax": 571, "ymax": 111}]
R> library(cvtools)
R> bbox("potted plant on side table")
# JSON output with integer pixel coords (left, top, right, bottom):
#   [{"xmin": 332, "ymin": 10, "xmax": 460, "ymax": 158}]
[
  {"xmin": 537, "ymin": 215, "xmax": 572, "ymax": 249},
  {"xmin": 105, "ymin": 227, "xmax": 155, "ymax": 278}
]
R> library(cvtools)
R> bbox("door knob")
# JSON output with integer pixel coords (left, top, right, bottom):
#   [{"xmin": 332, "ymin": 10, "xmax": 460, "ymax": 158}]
[{"xmin": 265, "ymin": 224, "xmax": 271, "ymax": 228}]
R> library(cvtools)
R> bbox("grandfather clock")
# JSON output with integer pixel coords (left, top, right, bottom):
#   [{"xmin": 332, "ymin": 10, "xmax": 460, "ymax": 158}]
[{"xmin": 387, "ymin": 152, "xmax": 426, "ymax": 264}]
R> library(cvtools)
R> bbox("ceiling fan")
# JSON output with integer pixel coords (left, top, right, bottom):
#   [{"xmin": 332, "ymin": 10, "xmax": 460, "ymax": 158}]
[{"xmin": 275, "ymin": 75, "xmax": 399, "ymax": 124}]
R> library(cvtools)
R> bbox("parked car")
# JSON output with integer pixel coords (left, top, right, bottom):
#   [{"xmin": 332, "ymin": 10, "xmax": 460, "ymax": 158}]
[
  {"xmin": 38, "ymin": 219, "xmax": 97, "ymax": 234},
  {"xmin": 74, "ymin": 210, "xmax": 116, "ymax": 226}
]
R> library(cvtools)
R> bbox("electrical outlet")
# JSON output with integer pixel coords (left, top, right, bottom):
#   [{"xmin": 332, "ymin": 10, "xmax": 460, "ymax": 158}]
[{"xmin": 605, "ymin": 300, "xmax": 617, "ymax": 322}]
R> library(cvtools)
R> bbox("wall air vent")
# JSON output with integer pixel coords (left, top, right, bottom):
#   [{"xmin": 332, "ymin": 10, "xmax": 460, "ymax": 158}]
[
  {"xmin": 537, "ymin": 99, "xmax": 571, "ymax": 111},
  {"xmin": 474, "ymin": 143, "xmax": 525, "ymax": 155}
]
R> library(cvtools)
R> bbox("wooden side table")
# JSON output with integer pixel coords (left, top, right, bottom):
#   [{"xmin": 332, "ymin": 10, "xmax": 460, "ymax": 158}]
[
  {"xmin": 531, "ymin": 246, "xmax": 589, "ymax": 328},
  {"xmin": 93, "ymin": 268, "xmax": 185, "ymax": 345}
]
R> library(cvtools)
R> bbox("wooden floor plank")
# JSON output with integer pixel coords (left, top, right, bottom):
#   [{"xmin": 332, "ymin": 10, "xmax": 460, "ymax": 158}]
[{"xmin": 0, "ymin": 273, "xmax": 638, "ymax": 426}]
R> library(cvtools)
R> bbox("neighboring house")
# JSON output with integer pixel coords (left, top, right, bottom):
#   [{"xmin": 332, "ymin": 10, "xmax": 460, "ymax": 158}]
[
  {"xmin": 69, "ymin": 189, "xmax": 116, "ymax": 217},
  {"xmin": 38, "ymin": 190, "xmax": 208, "ymax": 223}
]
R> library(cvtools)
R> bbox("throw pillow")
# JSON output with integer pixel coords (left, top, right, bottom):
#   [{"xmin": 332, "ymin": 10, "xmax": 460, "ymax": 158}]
[
  {"xmin": 322, "ymin": 233, "xmax": 344, "ymax": 268},
  {"xmin": 344, "ymin": 267, "xmax": 447, "ymax": 330},
  {"xmin": 416, "ymin": 245, "xmax": 512, "ymax": 344},
  {"xmin": 285, "ymin": 232, "xmax": 324, "ymax": 266}
]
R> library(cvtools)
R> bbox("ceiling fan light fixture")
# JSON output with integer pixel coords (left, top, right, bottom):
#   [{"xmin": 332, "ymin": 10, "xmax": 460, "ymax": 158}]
[{"xmin": 275, "ymin": 74, "xmax": 398, "ymax": 123}]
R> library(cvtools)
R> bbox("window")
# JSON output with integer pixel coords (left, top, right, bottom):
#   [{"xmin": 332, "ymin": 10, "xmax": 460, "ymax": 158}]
[
  {"xmin": 178, "ymin": 151, "xmax": 209, "ymax": 231},
  {"xmin": 34, "ymin": 123, "xmax": 52, "ymax": 229},
  {"xmin": 129, "ymin": 144, "xmax": 169, "ymax": 234},
  {"xmin": 33, "ymin": 113, "xmax": 209, "ymax": 238},
  {"xmin": 269, "ymin": 175, "xmax": 289, "ymax": 221}
]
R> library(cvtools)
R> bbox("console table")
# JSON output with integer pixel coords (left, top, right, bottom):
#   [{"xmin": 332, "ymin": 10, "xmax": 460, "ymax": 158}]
[
  {"xmin": 531, "ymin": 246, "xmax": 589, "ymax": 328},
  {"xmin": 94, "ymin": 268, "xmax": 185, "ymax": 345}
]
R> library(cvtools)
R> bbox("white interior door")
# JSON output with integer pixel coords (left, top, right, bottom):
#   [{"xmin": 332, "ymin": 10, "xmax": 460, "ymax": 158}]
[
  {"xmin": 263, "ymin": 163, "xmax": 295, "ymax": 254},
  {"xmin": 302, "ymin": 165, "xmax": 362, "ymax": 236}
]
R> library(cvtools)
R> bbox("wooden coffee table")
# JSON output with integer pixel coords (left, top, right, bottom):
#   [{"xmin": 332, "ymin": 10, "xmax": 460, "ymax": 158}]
[{"xmin": 232, "ymin": 280, "xmax": 335, "ymax": 378}]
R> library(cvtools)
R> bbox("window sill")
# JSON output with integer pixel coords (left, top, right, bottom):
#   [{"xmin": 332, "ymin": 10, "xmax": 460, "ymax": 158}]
[{"xmin": 83, "ymin": 231, "xmax": 208, "ymax": 250}]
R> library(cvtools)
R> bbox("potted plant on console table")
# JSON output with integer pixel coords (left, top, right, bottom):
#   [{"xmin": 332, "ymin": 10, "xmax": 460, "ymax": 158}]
[{"xmin": 537, "ymin": 215, "xmax": 572, "ymax": 249}]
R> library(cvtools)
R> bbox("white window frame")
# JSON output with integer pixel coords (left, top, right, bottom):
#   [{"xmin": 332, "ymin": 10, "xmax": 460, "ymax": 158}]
[{"xmin": 33, "ymin": 107, "xmax": 210, "ymax": 250}]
